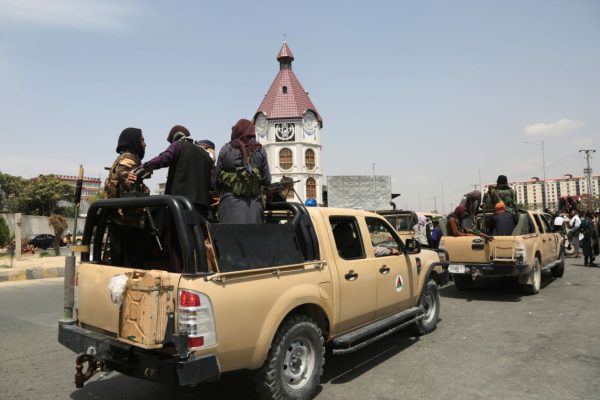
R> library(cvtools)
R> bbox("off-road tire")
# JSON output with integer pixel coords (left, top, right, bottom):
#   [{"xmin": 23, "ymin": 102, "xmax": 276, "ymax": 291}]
[
  {"xmin": 453, "ymin": 275, "xmax": 474, "ymax": 291},
  {"xmin": 552, "ymin": 250, "xmax": 565, "ymax": 278},
  {"xmin": 254, "ymin": 315, "xmax": 325, "ymax": 400},
  {"xmin": 521, "ymin": 257, "xmax": 541, "ymax": 295},
  {"xmin": 414, "ymin": 279, "xmax": 440, "ymax": 335}
]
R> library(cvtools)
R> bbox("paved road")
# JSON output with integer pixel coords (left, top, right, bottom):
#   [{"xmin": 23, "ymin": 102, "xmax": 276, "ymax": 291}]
[{"xmin": 1, "ymin": 258, "xmax": 599, "ymax": 400}]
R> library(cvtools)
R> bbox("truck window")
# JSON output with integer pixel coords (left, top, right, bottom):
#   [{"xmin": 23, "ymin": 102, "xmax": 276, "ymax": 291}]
[
  {"xmin": 533, "ymin": 213, "xmax": 552, "ymax": 233},
  {"xmin": 366, "ymin": 217, "xmax": 401, "ymax": 257},
  {"xmin": 330, "ymin": 217, "xmax": 365, "ymax": 260}
]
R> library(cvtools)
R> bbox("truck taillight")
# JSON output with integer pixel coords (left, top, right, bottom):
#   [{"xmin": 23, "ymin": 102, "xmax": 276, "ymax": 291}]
[
  {"xmin": 178, "ymin": 289, "xmax": 216, "ymax": 349},
  {"xmin": 515, "ymin": 240, "xmax": 526, "ymax": 264}
]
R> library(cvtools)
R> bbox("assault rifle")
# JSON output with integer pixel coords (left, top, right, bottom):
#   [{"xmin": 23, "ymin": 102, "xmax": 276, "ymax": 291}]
[
  {"xmin": 464, "ymin": 227, "xmax": 494, "ymax": 241},
  {"xmin": 128, "ymin": 166, "xmax": 163, "ymax": 252},
  {"xmin": 266, "ymin": 176, "xmax": 301, "ymax": 203}
]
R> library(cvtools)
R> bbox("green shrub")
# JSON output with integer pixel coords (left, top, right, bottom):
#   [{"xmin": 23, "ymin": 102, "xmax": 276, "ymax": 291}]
[{"xmin": 0, "ymin": 217, "xmax": 10, "ymax": 247}]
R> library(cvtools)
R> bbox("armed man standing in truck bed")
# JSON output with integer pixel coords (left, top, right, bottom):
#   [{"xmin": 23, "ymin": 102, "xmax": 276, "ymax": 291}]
[{"xmin": 104, "ymin": 127, "xmax": 148, "ymax": 267}]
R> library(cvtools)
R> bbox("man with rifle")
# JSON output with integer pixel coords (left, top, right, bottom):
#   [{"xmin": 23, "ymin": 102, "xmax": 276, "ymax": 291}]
[{"xmin": 104, "ymin": 127, "xmax": 148, "ymax": 267}]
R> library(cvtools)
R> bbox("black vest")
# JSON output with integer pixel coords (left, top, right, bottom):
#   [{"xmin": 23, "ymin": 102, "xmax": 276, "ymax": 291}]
[{"xmin": 165, "ymin": 141, "xmax": 212, "ymax": 206}]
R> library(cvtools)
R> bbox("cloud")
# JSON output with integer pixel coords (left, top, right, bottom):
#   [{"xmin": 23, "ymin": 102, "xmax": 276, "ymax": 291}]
[
  {"xmin": 524, "ymin": 119, "xmax": 584, "ymax": 136},
  {"xmin": 0, "ymin": 0, "xmax": 141, "ymax": 31}
]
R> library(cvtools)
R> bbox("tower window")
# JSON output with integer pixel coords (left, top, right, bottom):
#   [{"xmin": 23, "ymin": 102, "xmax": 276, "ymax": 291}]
[
  {"xmin": 279, "ymin": 148, "xmax": 293, "ymax": 170},
  {"xmin": 305, "ymin": 149, "xmax": 315, "ymax": 170},
  {"xmin": 282, "ymin": 86, "xmax": 288, "ymax": 94},
  {"xmin": 306, "ymin": 178, "xmax": 317, "ymax": 199}
]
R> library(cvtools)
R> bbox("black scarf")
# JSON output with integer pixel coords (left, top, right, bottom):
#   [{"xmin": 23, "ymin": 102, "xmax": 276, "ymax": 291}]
[{"xmin": 116, "ymin": 127, "xmax": 144, "ymax": 159}]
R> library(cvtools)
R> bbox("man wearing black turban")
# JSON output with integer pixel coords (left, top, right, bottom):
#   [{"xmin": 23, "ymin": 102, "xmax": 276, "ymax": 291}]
[{"xmin": 104, "ymin": 127, "xmax": 147, "ymax": 266}]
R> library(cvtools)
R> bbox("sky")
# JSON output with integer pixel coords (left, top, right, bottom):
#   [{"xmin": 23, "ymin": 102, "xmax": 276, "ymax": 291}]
[{"xmin": 0, "ymin": 0, "xmax": 598, "ymax": 214}]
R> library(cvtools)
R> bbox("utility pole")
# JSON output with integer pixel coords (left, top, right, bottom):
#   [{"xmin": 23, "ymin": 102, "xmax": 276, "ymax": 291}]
[
  {"xmin": 441, "ymin": 183, "xmax": 445, "ymax": 215},
  {"xmin": 579, "ymin": 149, "xmax": 596, "ymax": 211},
  {"xmin": 433, "ymin": 195, "xmax": 439, "ymax": 213}
]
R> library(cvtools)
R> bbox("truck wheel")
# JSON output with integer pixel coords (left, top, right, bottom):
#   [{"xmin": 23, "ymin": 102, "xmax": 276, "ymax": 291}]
[
  {"xmin": 415, "ymin": 279, "xmax": 440, "ymax": 335},
  {"xmin": 254, "ymin": 315, "xmax": 325, "ymax": 400},
  {"xmin": 453, "ymin": 275, "xmax": 474, "ymax": 291},
  {"xmin": 552, "ymin": 250, "xmax": 565, "ymax": 278},
  {"xmin": 521, "ymin": 257, "xmax": 541, "ymax": 295}
]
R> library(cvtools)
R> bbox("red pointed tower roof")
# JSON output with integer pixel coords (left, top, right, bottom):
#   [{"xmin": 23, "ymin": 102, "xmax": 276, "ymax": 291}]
[{"xmin": 255, "ymin": 42, "xmax": 322, "ymax": 126}]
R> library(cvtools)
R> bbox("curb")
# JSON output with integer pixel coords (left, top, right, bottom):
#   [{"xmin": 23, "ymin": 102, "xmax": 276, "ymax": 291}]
[{"xmin": 0, "ymin": 266, "xmax": 65, "ymax": 282}]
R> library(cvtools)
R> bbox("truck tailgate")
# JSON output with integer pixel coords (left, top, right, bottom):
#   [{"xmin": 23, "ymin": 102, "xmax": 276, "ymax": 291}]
[
  {"xmin": 442, "ymin": 236, "xmax": 491, "ymax": 263},
  {"xmin": 77, "ymin": 263, "xmax": 180, "ymax": 348}
]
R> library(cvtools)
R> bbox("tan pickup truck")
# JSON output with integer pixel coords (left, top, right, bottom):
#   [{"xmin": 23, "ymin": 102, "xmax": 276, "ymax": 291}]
[
  {"xmin": 58, "ymin": 196, "xmax": 448, "ymax": 400},
  {"xmin": 439, "ymin": 210, "xmax": 564, "ymax": 294},
  {"xmin": 378, "ymin": 210, "xmax": 442, "ymax": 243}
]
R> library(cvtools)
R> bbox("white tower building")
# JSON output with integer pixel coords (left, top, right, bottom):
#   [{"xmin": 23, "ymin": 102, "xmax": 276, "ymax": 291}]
[{"xmin": 253, "ymin": 42, "xmax": 323, "ymax": 204}]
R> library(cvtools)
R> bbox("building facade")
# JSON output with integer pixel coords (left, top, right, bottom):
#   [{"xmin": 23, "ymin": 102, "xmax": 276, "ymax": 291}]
[
  {"xmin": 253, "ymin": 42, "xmax": 323, "ymax": 204},
  {"xmin": 57, "ymin": 175, "xmax": 102, "ymax": 200},
  {"xmin": 484, "ymin": 173, "xmax": 600, "ymax": 211}
]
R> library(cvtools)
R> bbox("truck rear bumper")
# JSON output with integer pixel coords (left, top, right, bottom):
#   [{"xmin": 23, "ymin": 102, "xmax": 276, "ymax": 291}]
[
  {"xmin": 58, "ymin": 321, "xmax": 220, "ymax": 386},
  {"xmin": 448, "ymin": 263, "xmax": 528, "ymax": 278}
]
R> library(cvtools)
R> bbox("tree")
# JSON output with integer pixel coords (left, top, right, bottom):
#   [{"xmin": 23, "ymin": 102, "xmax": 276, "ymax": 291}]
[
  {"xmin": 48, "ymin": 214, "xmax": 68, "ymax": 254},
  {"xmin": 87, "ymin": 190, "xmax": 106, "ymax": 208},
  {"xmin": 0, "ymin": 216, "xmax": 10, "ymax": 247},
  {"xmin": 0, "ymin": 172, "xmax": 28, "ymax": 212},
  {"xmin": 20, "ymin": 175, "xmax": 74, "ymax": 216}
]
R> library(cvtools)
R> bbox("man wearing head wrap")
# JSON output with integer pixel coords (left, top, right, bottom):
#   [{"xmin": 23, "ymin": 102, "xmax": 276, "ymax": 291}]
[
  {"xmin": 484, "ymin": 175, "xmax": 518, "ymax": 218},
  {"xmin": 447, "ymin": 205, "xmax": 475, "ymax": 237},
  {"xmin": 140, "ymin": 125, "xmax": 213, "ymax": 220},
  {"xmin": 491, "ymin": 201, "xmax": 516, "ymax": 236},
  {"xmin": 412, "ymin": 215, "xmax": 429, "ymax": 246},
  {"xmin": 104, "ymin": 127, "xmax": 147, "ymax": 267},
  {"xmin": 460, "ymin": 190, "xmax": 482, "ymax": 229},
  {"xmin": 215, "ymin": 119, "xmax": 271, "ymax": 224}
]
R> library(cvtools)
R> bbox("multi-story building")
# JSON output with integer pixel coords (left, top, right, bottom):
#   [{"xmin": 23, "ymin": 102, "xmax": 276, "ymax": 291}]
[
  {"xmin": 253, "ymin": 42, "xmax": 323, "ymax": 204},
  {"xmin": 56, "ymin": 175, "xmax": 103, "ymax": 202},
  {"xmin": 485, "ymin": 173, "xmax": 600, "ymax": 211}
]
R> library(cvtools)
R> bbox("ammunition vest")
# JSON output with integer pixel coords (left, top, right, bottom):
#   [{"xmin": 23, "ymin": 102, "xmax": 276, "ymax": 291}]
[
  {"xmin": 219, "ymin": 165, "xmax": 262, "ymax": 197},
  {"xmin": 105, "ymin": 153, "xmax": 136, "ymax": 199}
]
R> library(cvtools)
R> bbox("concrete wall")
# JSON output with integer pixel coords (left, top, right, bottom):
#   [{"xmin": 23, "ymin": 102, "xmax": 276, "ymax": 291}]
[{"xmin": 0, "ymin": 214, "xmax": 86, "ymax": 238}]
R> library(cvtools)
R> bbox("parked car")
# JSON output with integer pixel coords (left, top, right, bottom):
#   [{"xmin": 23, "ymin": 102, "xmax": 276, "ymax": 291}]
[{"xmin": 27, "ymin": 234, "xmax": 56, "ymax": 250}]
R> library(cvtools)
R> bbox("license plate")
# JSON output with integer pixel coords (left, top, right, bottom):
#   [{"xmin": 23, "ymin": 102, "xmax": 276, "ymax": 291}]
[{"xmin": 449, "ymin": 264, "xmax": 466, "ymax": 274}]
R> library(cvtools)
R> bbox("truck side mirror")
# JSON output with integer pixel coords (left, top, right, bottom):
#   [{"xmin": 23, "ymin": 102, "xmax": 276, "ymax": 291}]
[{"xmin": 404, "ymin": 238, "xmax": 421, "ymax": 254}]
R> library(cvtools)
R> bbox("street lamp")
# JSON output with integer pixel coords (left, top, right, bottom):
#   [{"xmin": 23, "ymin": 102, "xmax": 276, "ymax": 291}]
[{"xmin": 524, "ymin": 139, "xmax": 546, "ymax": 210}]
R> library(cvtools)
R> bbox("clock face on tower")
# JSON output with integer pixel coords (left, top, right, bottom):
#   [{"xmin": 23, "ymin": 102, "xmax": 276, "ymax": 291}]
[
  {"xmin": 255, "ymin": 114, "xmax": 268, "ymax": 137},
  {"xmin": 275, "ymin": 123, "xmax": 295, "ymax": 142},
  {"xmin": 302, "ymin": 111, "xmax": 317, "ymax": 132}
]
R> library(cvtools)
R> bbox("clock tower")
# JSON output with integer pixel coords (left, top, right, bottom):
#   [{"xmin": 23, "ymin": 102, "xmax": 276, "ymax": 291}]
[{"xmin": 253, "ymin": 42, "xmax": 323, "ymax": 203}]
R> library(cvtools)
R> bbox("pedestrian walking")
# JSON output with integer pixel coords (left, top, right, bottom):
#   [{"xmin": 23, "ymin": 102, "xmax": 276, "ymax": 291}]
[
  {"xmin": 581, "ymin": 211, "xmax": 597, "ymax": 266},
  {"xmin": 568, "ymin": 210, "xmax": 582, "ymax": 257}
]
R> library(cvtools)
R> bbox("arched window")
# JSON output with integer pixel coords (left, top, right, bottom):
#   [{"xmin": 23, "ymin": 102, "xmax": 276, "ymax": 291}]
[
  {"xmin": 279, "ymin": 148, "xmax": 293, "ymax": 170},
  {"xmin": 305, "ymin": 149, "xmax": 315, "ymax": 170},
  {"xmin": 306, "ymin": 178, "xmax": 317, "ymax": 200}
]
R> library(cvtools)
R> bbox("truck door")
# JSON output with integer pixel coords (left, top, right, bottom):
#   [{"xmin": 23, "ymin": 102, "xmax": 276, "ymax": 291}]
[
  {"xmin": 534, "ymin": 213, "xmax": 557, "ymax": 264},
  {"xmin": 364, "ymin": 217, "xmax": 414, "ymax": 318},
  {"xmin": 329, "ymin": 216, "xmax": 378, "ymax": 333}
]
